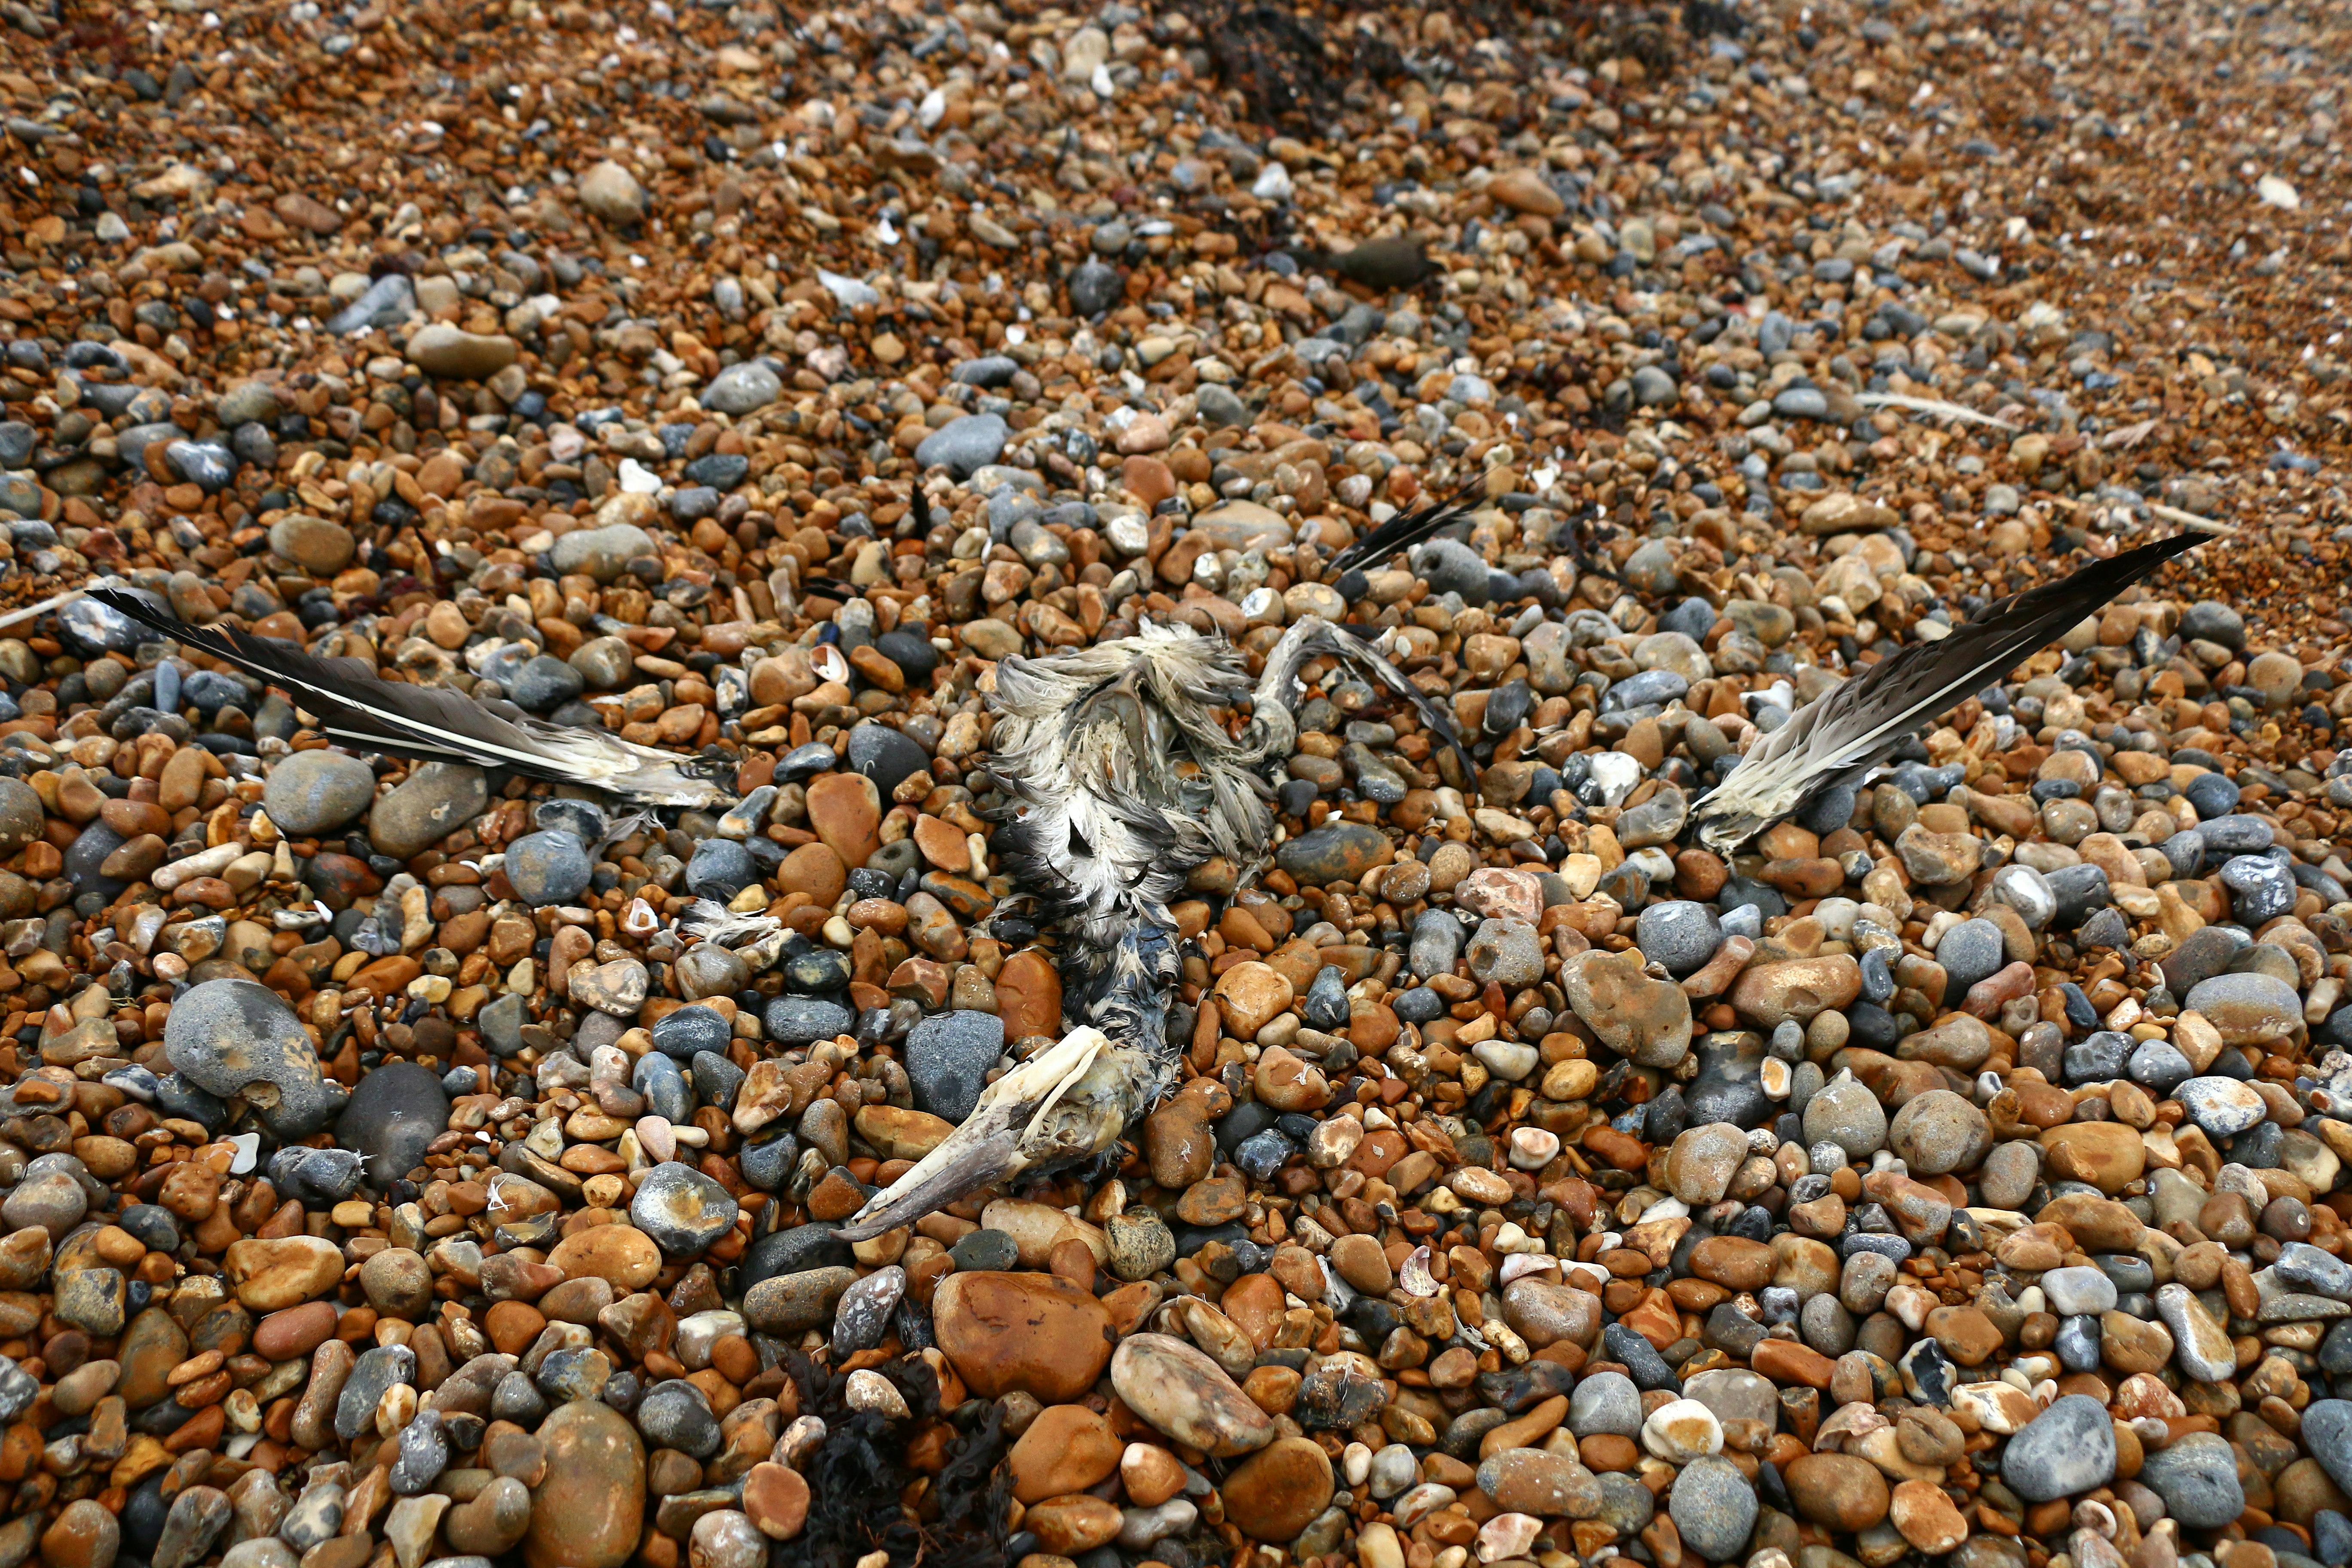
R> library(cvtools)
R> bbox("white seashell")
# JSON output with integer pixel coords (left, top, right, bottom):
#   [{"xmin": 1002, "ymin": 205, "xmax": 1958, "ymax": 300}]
[{"xmin": 1398, "ymin": 1246, "xmax": 1438, "ymax": 1298}]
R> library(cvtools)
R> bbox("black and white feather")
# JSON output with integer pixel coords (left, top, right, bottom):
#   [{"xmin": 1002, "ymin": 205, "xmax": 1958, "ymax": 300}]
[
  {"xmin": 91, "ymin": 587, "xmax": 736, "ymax": 808},
  {"xmin": 1689, "ymin": 529, "xmax": 2220, "ymax": 853},
  {"xmin": 1324, "ymin": 471, "xmax": 1490, "ymax": 579}
]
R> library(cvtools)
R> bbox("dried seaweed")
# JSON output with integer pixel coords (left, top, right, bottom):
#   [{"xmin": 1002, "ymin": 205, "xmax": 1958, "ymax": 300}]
[
  {"xmin": 1681, "ymin": 0, "xmax": 1744, "ymax": 38},
  {"xmin": 790, "ymin": 1353, "xmax": 1012, "ymax": 1568},
  {"xmin": 1201, "ymin": 3, "xmax": 1347, "ymax": 126}
]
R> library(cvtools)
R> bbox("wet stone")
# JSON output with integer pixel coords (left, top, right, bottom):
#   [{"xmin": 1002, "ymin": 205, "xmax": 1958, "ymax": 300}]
[
  {"xmin": 904, "ymin": 1009, "xmax": 1002, "ymax": 1121},
  {"xmin": 165, "ymin": 978, "xmax": 346, "ymax": 1138},
  {"xmin": 631, "ymin": 1164, "xmax": 739, "ymax": 1256},
  {"xmin": 2000, "ymin": 1394, "xmax": 2116, "ymax": 1501}
]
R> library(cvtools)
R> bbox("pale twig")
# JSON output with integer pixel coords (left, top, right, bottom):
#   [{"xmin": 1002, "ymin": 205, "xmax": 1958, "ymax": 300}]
[
  {"xmin": 1853, "ymin": 392, "xmax": 2018, "ymax": 430},
  {"xmin": 2145, "ymin": 503, "xmax": 2238, "ymax": 535},
  {"xmin": 0, "ymin": 579, "xmax": 105, "ymax": 635}
]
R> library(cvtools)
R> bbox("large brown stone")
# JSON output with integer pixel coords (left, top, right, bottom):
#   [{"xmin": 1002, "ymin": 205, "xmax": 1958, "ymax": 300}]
[
  {"xmin": 1109, "ymin": 1334, "xmax": 1277, "ymax": 1458},
  {"xmin": 1220, "ymin": 1437, "xmax": 1334, "ymax": 1540},
  {"xmin": 806, "ymin": 773, "xmax": 881, "ymax": 869},
  {"xmin": 1728, "ymin": 956, "xmax": 1862, "ymax": 1029},
  {"xmin": 1561, "ymin": 948, "xmax": 1692, "ymax": 1067},
  {"xmin": 1023, "ymin": 1495, "xmax": 1122, "ymax": 1555},
  {"xmin": 932, "ymin": 1272, "xmax": 1113, "ymax": 1402},
  {"xmin": 252, "ymin": 1300, "xmax": 340, "ymax": 1362},
  {"xmin": 526, "ymin": 1399, "xmax": 646, "ymax": 1568},
  {"xmin": 40, "ymin": 1498, "xmax": 119, "ymax": 1568},
  {"xmin": 775, "ymin": 842, "xmax": 846, "ymax": 904},
  {"xmin": 116, "ymin": 1305, "xmax": 187, "ymax": 1410},
  {"xmin": 2038, "ymin": 1123, "xmax": 2146, "ymax": 1194},
  {"xmin": 222, "ymin": 1236, "xmax": 343, "ymax": 1311},
  {"xmin": 1213, "ymin": 962, "xmax": 1294, "ymax": 1038},
  {"xmin": 1786, "ymin": 1453, "xmax": 1891, "ymax": 1531},
  {"xmin": 1007, "ymin": 1405, "xmax": 1123, "ymax": 1504},
  {"xmin": 993, "ymin": 949, "xmax": 1063, "ymax": 1041},
  {"xmin": 546, "ymin": 1225, "xmax": 662, "ymax": 1290},
  {"xmin": 1501, "ymin": 1277, "xmax": 1602, "ymax": 1350}
]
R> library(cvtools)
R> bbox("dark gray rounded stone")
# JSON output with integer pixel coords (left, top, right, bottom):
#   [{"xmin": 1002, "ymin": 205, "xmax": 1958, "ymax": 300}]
[
  {"xmin": 904, "ymin": 1010, "xmax": 1004, "ymax": 1122},
  {"xmin": 846, "ymin": 723, "xmax": 930, "ymax": 798},
  {"xmin": 763, "ymin": 996, "xmax": 854, "ymax": 1047},
  {"xmin": 1669, "ymin": 1454, "xmax": 1757, "ymax": 1562},
  {"xmin": 65, "ymin": 821, "xmax": 127, "ymax": 897},
  {"xmin": 269, "ymin": 1145, "xmax": 368, "ymax": 1207},
  {"xmin": 652, "ymin": 1005, "xmax": 731, "ymax": 1060},
  {"xmin": 948, "ymin": 1229, "xmax": 1018, "ymax": 1272},
  {"xmin": 2184, "ymin": 770, "xmax": 2242, "ymax": 818},
  {"xmin": 630, "ymin": 1163, "xmax": 738, "ymax": 1257},
  {"xmin": 1635, "ymin": 902, "xmax": 1722, "ymax": 977},
  {"xmin": 165, "ymin": 978, "xmax": 346, "ymax": 1139},
  {"xmin": 368, "ymin": 763, "xmax": 490, "ymax": 860},
  {"xmin": 335, "ymin": 1061, "xmax": 449, "ymax": 1190},
  {"xmin": 2305, "ymin": 1401, "xmax": 2352, "ymax": 1496},
  {"xmin": 690, "ymin": 1050, "xmax": 743, "ymax": 1114},
  {"xmin": 738, "ymin": 1222, "xmax": 853, "ymax": 1289},
  {"xmin": 875, "ymin": 631, "xmax": 938, "ymax": 683},
  {"xmin": 1302, "ymin": 966, "xmax": 1351, "ymax": 1031},
  {"xmin": 913, "ymin": 413, "xmax": 1008, "ymax": 478},
  {"xmin": 509, "ymin": 655, "xmax": 585, "ymax": 713},
  {"xmin": 2220, "ymin": 855, "xmax": 2296, "ymax": 923},
  {"xmin": 335, "ymin": 1344, "xmax": 416, "ymax": 1441},
  {"xmin": 684, "ymin": 837, "xmax": 756, "ymax": 902},
  {"xmin": 2135, "ymin": 1432, "xmax": 2245, "ymax": 1528},
  {"xmin": 504, "ymin": 830, "xmax": 592, "ymax": 904},
  {"xmin": 1935, "ymin": 918, "xmax": 2006, "ymax": 996},
  {"xmin": 2000, "ymin": 1393, "xmax": 2116, "ymax": 1501},
  {"xmin": 1567, "ymin": 1370, "xmax": 1642, "ymax": 1437},
  {"xmin": 634, "ymin": 1380, "xmax": 719, "ymax": 1458},
  {"xmin": 738, "ymin": 1129, "xmax": 797, "ymax": 1193},
  {"xmin": 264, "ymin": 750, "xmax": 377, "ymax": 835},
  {"xmin": 1069, "ymin": 259, "xmax": 1122, "ymax": 316},
  {"xmin": 632, "ymin": 1054, "xmax": 690, "ymax": 1124},
  {"xmin": 2180, "ymin": 601, "xmax": 2244, "ymax": 650}
]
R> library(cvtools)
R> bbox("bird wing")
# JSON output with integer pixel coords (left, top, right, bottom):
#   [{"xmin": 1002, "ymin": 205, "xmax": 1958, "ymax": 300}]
[
  {"xmin": 1326, "ymin": 469, "xmax": 1491, "ymax": 578},
  {"xmin": 91, "ymin": 587, "xmax": 735, "ymax": 808},
  {"xmin": 1689, "ymin": 528, "xmax": 2220, "ymax": 853}
]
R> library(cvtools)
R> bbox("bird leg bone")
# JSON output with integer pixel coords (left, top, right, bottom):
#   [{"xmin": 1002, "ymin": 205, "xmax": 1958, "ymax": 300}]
[{"xmin": 835, "ymin": 1024, "xmax": 1138, "ymax": 1241}]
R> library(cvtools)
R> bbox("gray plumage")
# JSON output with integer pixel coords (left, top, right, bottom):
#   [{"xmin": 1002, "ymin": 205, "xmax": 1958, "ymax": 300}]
[{"xmin": 1690, "ymin": 529, "xmax": 2218, "ymax": 852}]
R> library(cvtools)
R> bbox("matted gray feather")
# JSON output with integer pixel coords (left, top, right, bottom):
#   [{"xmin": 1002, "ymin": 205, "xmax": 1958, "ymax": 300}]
[
  {"xmin": 91, "ymin": 587, "xmax": 735, "ymax": 808},
  {"xmin": 1689, "ymin": 530, "xmax": 2218, "ymax": 853}
]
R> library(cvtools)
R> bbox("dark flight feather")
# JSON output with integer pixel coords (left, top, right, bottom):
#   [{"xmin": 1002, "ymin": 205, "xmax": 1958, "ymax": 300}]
[
  {"xmin": 1326, "ymin": 470, "xmax": 1490, "ymax": 579},
  {"xmin": 1689, "ymin": 530, "xmax": 2218, "ymax": 852},
  {"xmin": 91, "ymin": 587, "xmax": 734, "ymax": 807},
  {"xmin": 1319, "ymin": 622, "xmax": 1479, "ymax": 779}
]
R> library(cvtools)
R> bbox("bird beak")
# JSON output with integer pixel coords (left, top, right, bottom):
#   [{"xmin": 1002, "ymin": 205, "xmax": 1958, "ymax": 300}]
[{"xmin": 835, "ymin": 1026, "xmax": 1138, "ymax": 1242}]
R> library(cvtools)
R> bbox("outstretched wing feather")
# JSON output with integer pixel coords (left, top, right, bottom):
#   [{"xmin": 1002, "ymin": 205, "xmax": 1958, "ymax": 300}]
[
  {"xmin": 1692, "ymin": 530, "xmax": 2214, "ymax": 845},
  {"xmin": 91, "ymin": 586, "xmax": 731, "ymax": 807}
]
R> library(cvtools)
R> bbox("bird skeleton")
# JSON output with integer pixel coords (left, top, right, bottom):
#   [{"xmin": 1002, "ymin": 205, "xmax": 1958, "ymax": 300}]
[
  {"xmin": 67, "ymin": 508, "xmax": 2221, "ymax": 1247},
  {"xmin": 838, "ymin": 481, "xmax": 1491, "ymax": 1239},
  {"xmin": 837, "ymin": 607, "xmax": 1476, "ymax": 1239}
]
